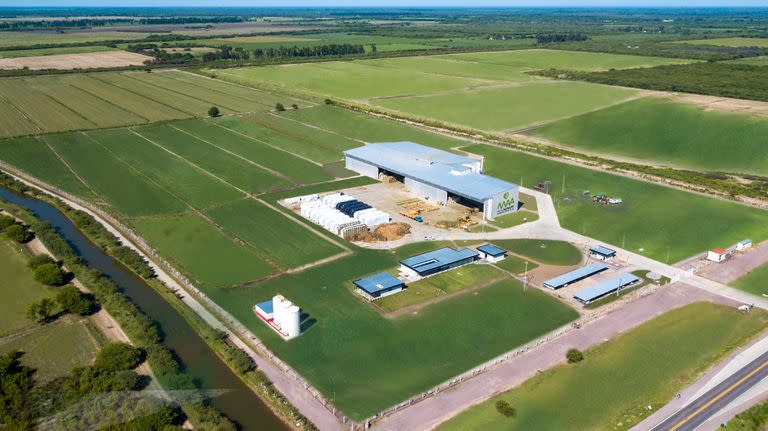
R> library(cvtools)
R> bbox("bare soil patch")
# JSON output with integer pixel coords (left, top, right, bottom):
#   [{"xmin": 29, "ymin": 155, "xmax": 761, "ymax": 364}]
[{"xmin": 0, "ymin": 51, "xmax": 151, "ymax": 70}]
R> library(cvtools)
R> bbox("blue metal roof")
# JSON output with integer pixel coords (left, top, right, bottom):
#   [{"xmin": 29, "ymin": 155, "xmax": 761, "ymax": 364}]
[
  {"xmin": 401, "ymin": 247, "xmax": 479, "ymax": 273},
  {"xmin": 590, "ymin": 245, "xmax": 616, "ymax": 257},
  {"xmin": 256, "ymin": 300, "xmax": 273, "ymax": 314},
  {"xmin": 739, "ymin": 239, "xmax": 753, "ymax": 245},
  {"xmin": 543, "ymin": 263, "xmax": 609, "ymax": 289},
  {"xmin": 478, "ymin": 244, "xmax": 507, "ymax": 257},
  {"xmin": 344, "ymin": 142, "xmax": 517, "ymax": 202},
  {"xmin": 354, "ymin": 272, "xmax": 404, "ymax": 295},
  {"xmin": 574, "ymin": 273, "xmax": 640, "ymax": 303}
]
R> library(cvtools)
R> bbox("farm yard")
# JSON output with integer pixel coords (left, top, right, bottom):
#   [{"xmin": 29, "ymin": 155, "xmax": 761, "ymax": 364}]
[
  {"xmin": 439, "ymin": 302, "xmax": 768, "ymax": 431},
  {"xmin": 205, "ymin": 240, "xmax": 579, "ymax": 420},
  {"xmin": 531, "ymin": 97, "xmax": 768, "ymax": 176},
  {"xmin": 212, "ymin": 49, "xmax": 692, "ymax": 131}
]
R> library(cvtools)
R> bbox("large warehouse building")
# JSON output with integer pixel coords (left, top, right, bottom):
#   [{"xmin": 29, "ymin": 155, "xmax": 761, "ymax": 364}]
[{"xmin": 344, "ymin": 142, "xmax": 519, "ymax": 220}]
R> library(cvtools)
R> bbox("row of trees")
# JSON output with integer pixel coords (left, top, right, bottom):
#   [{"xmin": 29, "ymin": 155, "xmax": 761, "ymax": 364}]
[
  {"xmin": 252, "ymin": 43, "xmax": 366, "ymax": 59},
  {"xmin": 536, "ymin": 32, "xmax": 589, "ymax": 44}
]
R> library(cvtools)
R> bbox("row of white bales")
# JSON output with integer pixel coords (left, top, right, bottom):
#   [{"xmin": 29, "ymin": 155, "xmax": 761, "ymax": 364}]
[{"xmin": 292, "ymin": 193, "xmax": 390, "ymax": 238}]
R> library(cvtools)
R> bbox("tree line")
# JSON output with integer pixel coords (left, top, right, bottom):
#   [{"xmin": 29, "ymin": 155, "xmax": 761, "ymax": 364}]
[
  {"xmin": 536, "ymin": 32, "xmax": 589, "ymax": 44},
  {"xmin": 252, "ymin": 43, "xmax": 366, "ymax": 59},
  {"xmin": 0, "ymin": 16, "xmax": 244, "ymax": 31}
]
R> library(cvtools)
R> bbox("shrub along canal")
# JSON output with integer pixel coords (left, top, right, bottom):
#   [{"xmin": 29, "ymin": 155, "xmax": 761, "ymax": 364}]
[{"xmin": 0, "ymin": 186, "xmax": 287, "ymax": 431}]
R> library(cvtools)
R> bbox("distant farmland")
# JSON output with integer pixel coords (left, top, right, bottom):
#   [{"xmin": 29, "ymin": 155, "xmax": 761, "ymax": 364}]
[
  {"xmin": 532, "ymin": 97, "xmax": 768, "ymax": 176},
  {"xmin": 0, "ymin": 70, "xmax": 304, "ymax": 138},
  {"xmin": 213, "ymin": 49, "xmax": 691, "ymax": 131}
]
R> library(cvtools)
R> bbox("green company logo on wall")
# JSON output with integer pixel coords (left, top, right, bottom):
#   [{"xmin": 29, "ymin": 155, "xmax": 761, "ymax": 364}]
[{"xmin": 497, "ymin": 191, "xmax": 516, "ymax": 212}]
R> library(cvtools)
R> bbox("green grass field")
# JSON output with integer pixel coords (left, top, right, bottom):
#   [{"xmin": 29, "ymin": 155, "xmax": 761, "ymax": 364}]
[
  {"xmin": 533, "ymin": 97, "xmax": 768, "ymax": 176},
  {"xmin": 205, "ymin": 198, "xmax": 343, "ymax": 270},
  {"xmin": 728, "ymin": 55, "xmax": 768, "ymax": 66},
  {"xmin": 374, "ymin": 81, "xmax": 636, "ymax": 131},
  {"xmin": 43, "ymin": 132, "xmax": 186, "ymax": 217},
  {"xmin": 731, "ymin": 262, "xmax": 768, "ymax": 297},
  {"xmin": 205, "ymin": 241, "xmax": 578, "ymax": 420},
  {"xmin": 490, "ymin": 239, "xmax": 583, "ymax": 265},
  {"xmin": 466, "ymin": 145, "xmax": 768, "ymax": 262},
  {"xmin": 439, "ymin": 302, "xmax": 768, "ymax": 431},
  {"xmin": 493, "ymin": 254, "xmax": 539, "ymax": 274},
  {"xmin": 673, "ymin": 37, "xmax": 768, "ymax": 47},
  {"xmin": 0, "ymin": 316, "xmax": 100, "ymax": 380},
  {"xmin": 132, "ymin": 213, "xmax": 273, "ymax": 288},
  {"xmin": 214, "ymin": 60, "xmax": 482, "ymax": 100},
  {"xmin": 375, "ymin": 263, "xmax": 505, "ymax": 312},
  {"xmin": 281, "ymin": 105, "xmax": 466, "ymax": 152},
  {"xmin": 0, "ymin": 240, "xmax": 56, "ymax": 337}
]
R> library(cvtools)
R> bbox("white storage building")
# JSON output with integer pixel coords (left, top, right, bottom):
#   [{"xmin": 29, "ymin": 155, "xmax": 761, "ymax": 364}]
[{"xmin": 344, "ymin": 142, "xmax": 519, "ymax": 220}]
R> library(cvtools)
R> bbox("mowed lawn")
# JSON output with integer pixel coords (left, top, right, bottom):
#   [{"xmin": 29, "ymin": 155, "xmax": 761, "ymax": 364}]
[
  {"xmin": 533, "ymin": 97, "xmax": 768, "ymax": 176},
  {"xmin": 0, "ymin": 241, "xmax": 56, "ymax": 337},
  {"xmin": 491, "ymin": 239, "xmax": 584, "ymax": 266},
  {"xmin": 466, "ymin": 145, "xmax": 768, "ymax": 262},
  {"xmin": 375, "ymin": 263, "xmax": 505, "ymax": 312},
  {"xmin": 731, "ymin": 262, "xmax": 768, "ymax": 297},
  {"xmin": 374, "ymin": 81, "xmax": 637, "ymax": 131},
  {"xmin": 439, "ymin": 302, "xmax": 768, "ymax": 431},
  {"xmin": 0, "ymin": 70, "xmax": 299, "ymax": 138},
  {"xmin": 205, "ymin": 242, "xmax": 579, "ymax": 420}
]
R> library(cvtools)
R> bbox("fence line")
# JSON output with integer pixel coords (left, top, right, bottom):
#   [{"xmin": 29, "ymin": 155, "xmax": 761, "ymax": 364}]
[{"xmin": 0, "ymin": 162, "xmax": 665, "ymax": 430}]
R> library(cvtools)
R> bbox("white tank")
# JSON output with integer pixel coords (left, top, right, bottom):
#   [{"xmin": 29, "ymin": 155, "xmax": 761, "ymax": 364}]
[
  {"xmin": 272, "ymin": 295, "xmax": 286, "ymax": 326},
  {"xmin": 283, "ymin": 305, "xmax": 301, "ymax": 338}
]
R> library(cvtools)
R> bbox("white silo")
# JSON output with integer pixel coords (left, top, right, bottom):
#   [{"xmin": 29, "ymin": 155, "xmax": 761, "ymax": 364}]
[
  {"xmin": 283, "ymin": 305, "xmax": 301, "ymax": 338},
  {"xmin": 272, "ymin": 295, "xmax": 286, "ymax": 326}
]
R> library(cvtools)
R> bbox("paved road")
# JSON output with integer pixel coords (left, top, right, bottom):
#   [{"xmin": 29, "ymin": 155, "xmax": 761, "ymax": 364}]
[{"xmin": 650, "ymin": 350, "xmax": 768, "ymax": 431}]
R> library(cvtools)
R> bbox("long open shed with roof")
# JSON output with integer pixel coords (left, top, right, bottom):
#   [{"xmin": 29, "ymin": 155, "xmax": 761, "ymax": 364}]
[
  {"xmin": 400, "ymin": 246, "xmax": 479, "ymax": 278},
  {"xmin": 574, "ymin": 273, "xmax": 640, "ymax": 304},
  {"xmin": 344, "ymin": 142, "xmax": 519, "ymax": 220},
  {"xmin": 543, "ymin": 263, "xmax": 609, "ymax": 290}
]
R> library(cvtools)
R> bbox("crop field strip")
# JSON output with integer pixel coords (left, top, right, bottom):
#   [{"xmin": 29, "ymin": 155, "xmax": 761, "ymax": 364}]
[{"xmin": 531, "ymin": 96, "xmax": 768, "ymax": 176}]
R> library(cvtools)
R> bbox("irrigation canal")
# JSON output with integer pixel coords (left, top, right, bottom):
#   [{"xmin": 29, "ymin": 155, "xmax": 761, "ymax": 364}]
[{"xmin": 0, "ymin": 186, "xmax": 287, "ymax": 431}]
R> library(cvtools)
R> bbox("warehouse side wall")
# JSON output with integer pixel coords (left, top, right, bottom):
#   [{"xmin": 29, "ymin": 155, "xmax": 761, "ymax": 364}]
[
  {"xmin": 346, "ymin": 157, "xmax": 379, "ymax": 179},
  {"xmin": 404, "ymin": 177, "xmax": 448, "ymax": 205}
]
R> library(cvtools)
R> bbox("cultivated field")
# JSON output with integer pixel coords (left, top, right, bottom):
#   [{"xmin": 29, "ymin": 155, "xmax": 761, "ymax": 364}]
[
  {"xmin": 439, "ymin": 302, "xmax": 768, "ymax": 431},
  {"xmin": 0, "ymin": 30, "xmax": 147, "ymax": 48},
  {"xmin": 213, "ymin": 49, "xmax": 688, "ymax": 131},
  {"xmin": 731, "ymin": 262, "xmax": 768, "ymax": 296},
  {"xmin": 0, "ymin": 115, "xmax": 353, "ymax": 288},
  {"xmin": 466, "ymin": 145, "xmax": 768, "ymax": 262},
  {"xmin": 532, "ymin": 97, "xmax": 768, "ymax": 175},
  {"xmin": 0, "ymin": 45, "xmax": 117, "ymax": 58},
  {"xmin": 0, "ymin": 51, "xmax": 151, "ymax": 70},
  {"xmin": 673, "ymin": 37, "xmax": 768, "ymax": 47},
  {"xmin": 0, "ymin": 70, "xmax": 304, "ymax": 138}
]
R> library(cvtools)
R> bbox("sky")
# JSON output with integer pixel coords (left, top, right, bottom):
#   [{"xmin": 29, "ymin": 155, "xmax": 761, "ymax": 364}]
[{"xmin": 4, "ymin": 1, "xmax": 768, "ymax": 7}]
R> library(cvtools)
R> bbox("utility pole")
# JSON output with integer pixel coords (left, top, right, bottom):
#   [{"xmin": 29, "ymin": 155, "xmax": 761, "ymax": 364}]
[{"xmin": 524, "ymin": 261, "xmax": 529, "ymax": 291}]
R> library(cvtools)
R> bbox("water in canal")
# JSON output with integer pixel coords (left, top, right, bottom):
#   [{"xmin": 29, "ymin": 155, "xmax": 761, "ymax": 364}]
[{"xmin": 0, "ymin": 187, "xmax": 287, "ymax": 431}]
